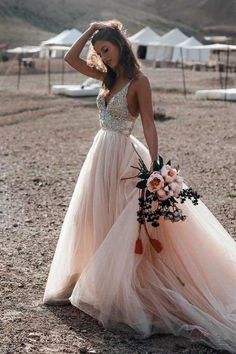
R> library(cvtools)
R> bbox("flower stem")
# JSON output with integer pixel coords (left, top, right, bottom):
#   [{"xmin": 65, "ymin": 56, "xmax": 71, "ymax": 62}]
[
  {"xmin": 120, "ymin": 174, "xmax": 139, "ymax": 180},
  {"xmin": 143, "ymin": 216, "xmax": 185, "ymax": 287}
]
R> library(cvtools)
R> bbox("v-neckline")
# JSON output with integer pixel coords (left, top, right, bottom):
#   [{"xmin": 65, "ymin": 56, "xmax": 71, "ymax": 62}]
[{"xmin": 103, "ymin": 80, "xmax": 131, "ymax": 108}]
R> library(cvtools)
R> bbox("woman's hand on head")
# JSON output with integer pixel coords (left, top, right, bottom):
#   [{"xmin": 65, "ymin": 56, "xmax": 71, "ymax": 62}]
[{"xmin": 90, "ymin": 22, "xmax": 110, "ymax": 31}]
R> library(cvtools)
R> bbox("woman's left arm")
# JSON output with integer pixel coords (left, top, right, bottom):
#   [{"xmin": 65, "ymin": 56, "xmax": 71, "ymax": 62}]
[{"xmin": 136, "ymin": 75, "xmax": 158, "ymax": 167}]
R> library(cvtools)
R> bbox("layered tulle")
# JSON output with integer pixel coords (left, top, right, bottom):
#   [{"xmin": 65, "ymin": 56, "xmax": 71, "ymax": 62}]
[{"xmin": 43, "ymin": 128, "xmax": 236, "ymax": 353}]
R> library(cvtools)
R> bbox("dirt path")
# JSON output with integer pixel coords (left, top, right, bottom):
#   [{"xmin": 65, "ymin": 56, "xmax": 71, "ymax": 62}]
[{"xmin": 1, "ymin": 68, "xmax": 235, "ymax": 353}]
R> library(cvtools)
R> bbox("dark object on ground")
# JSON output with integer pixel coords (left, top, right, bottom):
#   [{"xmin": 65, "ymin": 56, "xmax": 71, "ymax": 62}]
[{"xmin": 153, "ymin": 107, "xmax": 175, "ymax": 121}]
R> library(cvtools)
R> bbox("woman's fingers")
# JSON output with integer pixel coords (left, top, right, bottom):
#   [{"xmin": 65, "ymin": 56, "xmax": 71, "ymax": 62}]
[{"xmin": 90, "ymin": 21, "xmax": 111, "ymax": 31}]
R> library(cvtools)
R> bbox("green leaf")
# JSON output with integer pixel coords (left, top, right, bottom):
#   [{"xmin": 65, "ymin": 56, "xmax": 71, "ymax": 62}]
[
  {"xmin": 145, "ymin": 189, "xmax": 152, "ymax": 198},
  {"xmin": 153, "ymin": 160, "xmax": 160, "ymax": 171},
  {"xmin": 159, "ymin": 155, "xmax": 164, "ymax": 168},
  {"xmin": 139, "ymin": 172, "xmax": 149, "ymax": 179},
  {"xmin": 136, "ymin": 180, "xmax": 147, "ymax": 189}
]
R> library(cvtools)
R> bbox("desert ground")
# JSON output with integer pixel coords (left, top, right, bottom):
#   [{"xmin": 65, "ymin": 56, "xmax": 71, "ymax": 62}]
[{"xmin": 1, "ymin": 62, "xmax": 236, "ymax": 353}]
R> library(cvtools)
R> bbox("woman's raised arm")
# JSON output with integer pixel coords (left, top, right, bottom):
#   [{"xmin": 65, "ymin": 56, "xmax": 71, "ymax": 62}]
[{"xmin": 64, "ymin": 23, "xmax": 106, "ymax": 81}]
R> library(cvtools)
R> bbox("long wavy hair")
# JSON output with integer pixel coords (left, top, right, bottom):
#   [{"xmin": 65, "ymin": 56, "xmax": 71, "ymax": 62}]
[{"xmin": 87, "ymin": 19, "xmax": 141, "ymax": 91}]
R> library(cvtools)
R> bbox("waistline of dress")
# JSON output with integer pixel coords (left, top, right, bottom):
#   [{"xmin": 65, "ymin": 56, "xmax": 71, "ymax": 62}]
[{"xmin": 100, "ymin": 126, "xmax": 131, "ymax": 137}]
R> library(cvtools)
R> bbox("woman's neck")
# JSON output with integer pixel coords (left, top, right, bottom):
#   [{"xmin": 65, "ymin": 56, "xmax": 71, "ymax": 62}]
[{"xmin": 114, "ymin": 65, "xmax": 125, "ymax": 80}]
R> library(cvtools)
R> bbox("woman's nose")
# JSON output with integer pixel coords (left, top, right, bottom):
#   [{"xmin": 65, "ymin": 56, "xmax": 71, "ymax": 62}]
[{"xmin": 101, "ymin": 53, "xmax": 107, "ymax": 61}]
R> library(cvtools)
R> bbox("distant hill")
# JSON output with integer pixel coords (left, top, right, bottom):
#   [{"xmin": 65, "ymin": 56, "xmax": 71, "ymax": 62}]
[{"xmin": 0, "ymin": 0, "xmax": 235, "ymax": 47}]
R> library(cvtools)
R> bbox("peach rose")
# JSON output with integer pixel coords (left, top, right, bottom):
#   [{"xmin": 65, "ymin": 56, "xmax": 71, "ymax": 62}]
[
  {"xmin": 152, "ymin": 199, "xmax": 159, "ymax": 210},
  {"xmin": 147, "ymin": 172, "xmax": 164, "ymax": 192}
]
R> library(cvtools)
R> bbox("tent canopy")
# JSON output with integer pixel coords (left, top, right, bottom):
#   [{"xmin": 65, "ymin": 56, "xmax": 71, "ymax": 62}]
[
  {"xmin": 7, "ymin": 46, "xmax": 41, "ymax": 54},
  {"xmin": 40, "ymin": 28, "xmax": 83, "ymax": 58},
  {"xmin": 129, "ymin": 26, "xmax": 160, "ymax": 45},
  {"xmin": 147, "ymin": 28, "xmax": 189, "ymax": 62},
  {"xmin": 172, "ymin": 37, "xmax": 209, "ymax": 64},
  {"xmin": 176, "ymin": 36, "xmax": 202, "ymax": 48},
  {"xmin": 41, "ymin": 28, "xmax": 82, "ymax": 47},
  {"xmin": 158, "ymin": 28, "xmax": 189, "ymax": 45},
  {"xmin": 191, "ymin": 43, "xmax": 236, "ymax": 51}
]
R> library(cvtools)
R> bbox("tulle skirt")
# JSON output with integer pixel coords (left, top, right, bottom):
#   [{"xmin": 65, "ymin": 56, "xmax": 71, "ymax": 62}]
[{"xmin": 43, "ymin": 127, "xmax": 236, "ymax": 353}]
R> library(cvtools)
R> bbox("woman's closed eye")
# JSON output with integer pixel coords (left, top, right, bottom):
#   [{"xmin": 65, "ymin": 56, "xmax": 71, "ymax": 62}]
[{"xmin": 97, "ymin": 48, "xmax": 108, "ymax": 57}]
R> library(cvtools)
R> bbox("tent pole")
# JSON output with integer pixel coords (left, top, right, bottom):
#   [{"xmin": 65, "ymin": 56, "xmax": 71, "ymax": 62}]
[
  {"xmin": 17, "ymin": 56, "xmax": 22, "ymax": 90},
  {"xmin": 217, "ymin": 51, "xmax": 223, "ymax": 89},
  {"xmin": 47, "ymin": 49, "xmax": 51, "ymax": 94},
  {"xmin": 224, "ymin": 47, "xmax": 230, "ymax": 102},
  {"xmin": 61, "ymin": 53, "xmax": 65, "ymax": 85},
  {"xmin": 180, "ymin": 47, "xmax": 187, "ymax": 97}
]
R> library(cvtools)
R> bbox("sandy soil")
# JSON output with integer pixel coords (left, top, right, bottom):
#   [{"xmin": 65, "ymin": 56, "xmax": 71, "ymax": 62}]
[{"xmin": 1, "ymin": 65, "xmax": 236, "ymax": 353}]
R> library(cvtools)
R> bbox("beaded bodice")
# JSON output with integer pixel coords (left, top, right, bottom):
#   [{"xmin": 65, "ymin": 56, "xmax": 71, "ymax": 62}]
[{"xmin": 96, "ymin": 80, "xmax": 138, "ymax": 136}]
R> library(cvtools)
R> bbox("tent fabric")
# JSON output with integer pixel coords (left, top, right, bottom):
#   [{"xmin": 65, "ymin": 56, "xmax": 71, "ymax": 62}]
[
  {"xmin": 7, "ymin": 46, "xmax": 41, "ymax": 54},
  {"xmin": 190, "ymin": 43, "xmax": 236, "ymax": 51},
  {"xmin": 40, "ymin": 29, "xmax": 82, "ymax": 58},
  {"xmin": 147, "ymin": 28, "xmax": 189, "ymax": 61},
  {"xmin": 172, "ymin": 36, "xmax": 210, "ymax": 64},
  {"xmin": 195, "ymin": 88, "xmax": 236, "ymax": 101},
  {"xmin": 129, "ymin": 26, "xmax": 160, "ymax": 60},
  {"xmin": 158, "ymin": 28, "xmax": 189, "ymax": 45},
  {"xmin": 41, "ymin": 29, "xmax": 82, "ymax": 46},
  {"xmin": 128, "ymin": 26, "xmax": 160, "ymax": 45}
]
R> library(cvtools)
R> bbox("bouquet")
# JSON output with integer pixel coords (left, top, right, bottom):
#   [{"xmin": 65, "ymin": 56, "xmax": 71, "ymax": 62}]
[{"xmin": 121, "ymin": 143, "xmax": 200, "ymax": 287}]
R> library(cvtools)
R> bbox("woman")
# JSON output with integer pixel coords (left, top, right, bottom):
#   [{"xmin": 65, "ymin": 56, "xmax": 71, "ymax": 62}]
[{"xmin": 43, "ymin": 20, "xmax": 236, "ymax": 353}]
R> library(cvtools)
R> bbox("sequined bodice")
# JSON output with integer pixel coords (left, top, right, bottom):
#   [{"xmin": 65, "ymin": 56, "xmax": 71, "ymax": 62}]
[{"xmin": 96, "ymin": 80, "xmax": 138, "ymax": 136}]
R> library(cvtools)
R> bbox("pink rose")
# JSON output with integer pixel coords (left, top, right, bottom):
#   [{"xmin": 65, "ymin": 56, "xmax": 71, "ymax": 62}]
[
  {"xmin": 165, "ymin": 167, "xmax": 177, "ymax": 183},
  {"xmin": 173, "ymin": 190, "xmax": 180, "ymax": 197},
  {"xmin": 157, "ymin": 188, "xmax": 169, "ymax": 201},
  {"xmin": 160, "ymin": 165, "xmax": 168, "ymax": 177},
  {"xmin": 173, "ymin": 184, "xmax": 182, "ymax": 197},
  {"xmin": 147, "ymin": 172, "xmax": 164, "ymax": 192},
  {"xmin": 176, "ymin": 175, "xmax": 184, "ymax": 183},
  {"xmin": 169, "ymin": 181, "xmax": 178, "ymax": 191}
]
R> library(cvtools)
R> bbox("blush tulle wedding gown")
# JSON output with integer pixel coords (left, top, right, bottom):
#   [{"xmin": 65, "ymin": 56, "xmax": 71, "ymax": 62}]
[{"xmin": 43, "ymin": 79, "xmax": 236, "ymax": 353}]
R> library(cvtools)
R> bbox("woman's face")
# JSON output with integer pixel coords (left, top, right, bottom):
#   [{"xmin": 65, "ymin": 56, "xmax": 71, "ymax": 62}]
[{"xmin": 93, "ymin": 40, "xmax": 120, "ymax": 69}]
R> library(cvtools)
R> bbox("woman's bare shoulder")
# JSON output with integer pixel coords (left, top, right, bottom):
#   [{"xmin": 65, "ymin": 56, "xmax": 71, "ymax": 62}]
[{"xmin": 132, "ymin": 72, "xmax": 151, "ymax": 91}]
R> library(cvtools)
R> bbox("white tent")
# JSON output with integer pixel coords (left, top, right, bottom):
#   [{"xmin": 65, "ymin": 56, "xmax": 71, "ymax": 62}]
[
  {"xmin": 128, "ymin": 26, "xmax": 160, "ymax": 59},
  {"xmin": 40, "ymin": 29, "xmax": 83, "ymax": 58},
  {"xmin": 191, "ymin": 43, "xmax": 236, "ymax": 51},
  {"xmin": 7, "ymin": 46, "xmax": 41, "ymax": 54},
  {"xmin": 159, "ymin": 28, "xmax": 189, "ymax": 46},
  {"xmin": 149, "ymin": 28, "xmax": 189, "ymax": 62},
  {"xmin": 172, "ymin": 36, "xmax": 210, "ymax": 64}
]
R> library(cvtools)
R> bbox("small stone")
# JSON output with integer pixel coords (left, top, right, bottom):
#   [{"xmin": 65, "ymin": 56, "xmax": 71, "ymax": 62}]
[
  {"xmin": 25, "ymin": 219, "xmax": 33, "ymax": 224},
  {"xmin": 79, "ymin": 347, "xmax": 87, "ymax": 353}
]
